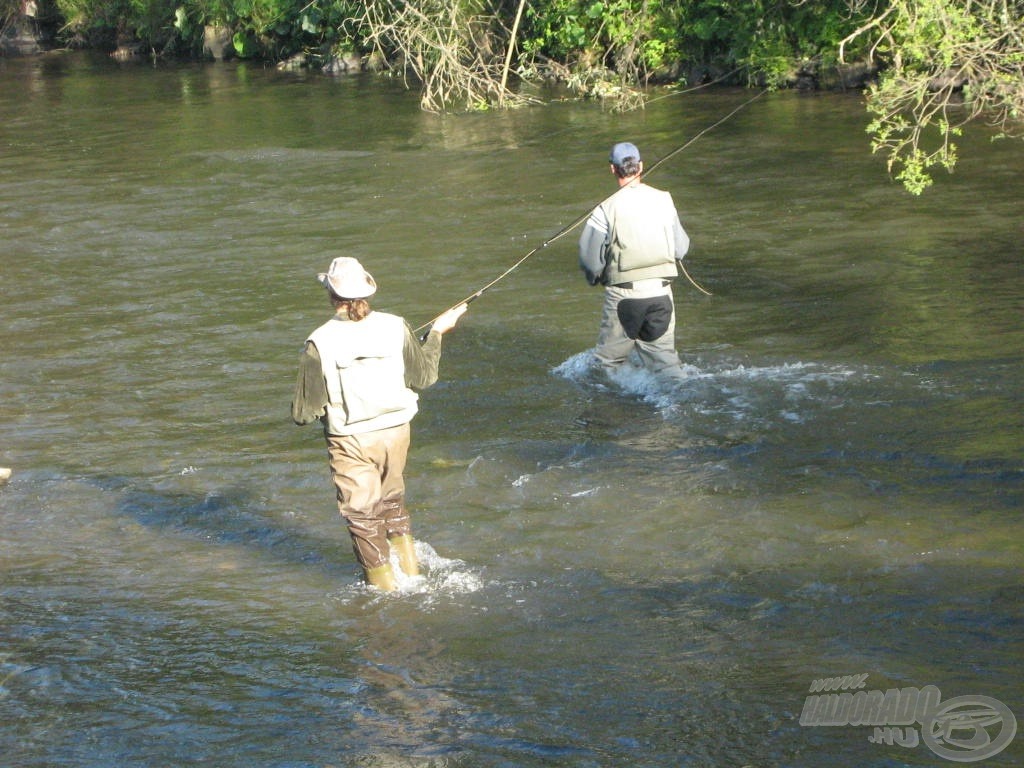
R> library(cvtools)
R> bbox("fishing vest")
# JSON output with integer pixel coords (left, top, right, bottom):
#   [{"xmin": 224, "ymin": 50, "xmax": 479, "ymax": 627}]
[
  {"xmin": 308, "ymin": 311, "xmax": 419, "ymax": 436},
  {"xmin": 600, "ymin": 184, "xmax": 680, "ymax": 286}
]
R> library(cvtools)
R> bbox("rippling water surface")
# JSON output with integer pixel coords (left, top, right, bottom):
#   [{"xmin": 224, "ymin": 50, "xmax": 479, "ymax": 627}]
[{"xmin": 1, "ymin": 53, "xmax": 1022, "ymax": 767}]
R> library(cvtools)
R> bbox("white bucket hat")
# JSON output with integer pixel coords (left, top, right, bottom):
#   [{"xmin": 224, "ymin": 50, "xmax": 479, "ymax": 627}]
[{"xmin": 318, "ymin": 257, "xmax": 377, "ymax": 299}]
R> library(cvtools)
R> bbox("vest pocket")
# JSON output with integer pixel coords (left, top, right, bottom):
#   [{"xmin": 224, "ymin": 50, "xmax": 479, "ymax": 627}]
[
  {"xmin": 336, "ymin": 358, "xmax": 406, "ymax": 423},
  {"xmin": 614, "ymin": 239, "xmax": 673, "ymax": 272}
]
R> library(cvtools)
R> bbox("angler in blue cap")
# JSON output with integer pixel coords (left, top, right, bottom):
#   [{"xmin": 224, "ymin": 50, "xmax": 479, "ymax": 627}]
[{"xmin": 578, "ymin": 142, "xmax": 691, "ymax": 377}]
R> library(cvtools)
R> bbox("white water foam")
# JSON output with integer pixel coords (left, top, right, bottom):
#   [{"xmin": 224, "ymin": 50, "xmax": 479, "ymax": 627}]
[
  {"xmin": 552, "ymin": 350, "xmax": 692, "ymax": 410},
  {"xmin": 387, "ymin": 540, "xmax": 484, "ymax": 598},
  {"xmin": 552, "ymin": 348, "xmax": 867, "ymax": 423}
]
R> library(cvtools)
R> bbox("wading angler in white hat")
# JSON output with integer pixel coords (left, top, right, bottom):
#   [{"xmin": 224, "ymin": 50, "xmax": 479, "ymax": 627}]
[{"xmin": 292, "ymin": 256, "xmax": 468, "ymax": 591}]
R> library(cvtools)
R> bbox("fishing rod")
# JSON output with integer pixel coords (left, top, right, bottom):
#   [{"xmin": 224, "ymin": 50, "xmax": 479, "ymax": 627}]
[{"xmin": 415, "ymin": 87, "xmax": 769, "ymax": 336}]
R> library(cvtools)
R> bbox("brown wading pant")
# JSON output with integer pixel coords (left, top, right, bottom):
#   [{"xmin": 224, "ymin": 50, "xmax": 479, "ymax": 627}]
[{"xmin": 326, "ymin": 422, "xmax": 412, "ymax": 570}]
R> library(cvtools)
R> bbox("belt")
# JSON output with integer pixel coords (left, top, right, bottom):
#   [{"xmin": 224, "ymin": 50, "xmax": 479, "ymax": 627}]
[{"xmin": 613, "ymin": 279, "xmax": 672, "ymax": 289}]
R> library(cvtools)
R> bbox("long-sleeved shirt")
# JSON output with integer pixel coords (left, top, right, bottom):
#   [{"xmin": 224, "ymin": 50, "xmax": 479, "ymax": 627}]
[
  {"xmin": 291, "ymin": 319, "xmax": 444, "ymax": 427},
  {"xmin": 578, "ymin": 182, "xmax": 689, "ymax": 286}
]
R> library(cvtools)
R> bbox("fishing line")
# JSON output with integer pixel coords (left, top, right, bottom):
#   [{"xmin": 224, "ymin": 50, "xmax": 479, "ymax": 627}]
[{"xmin": 415, "ymin": 87, "xmax": 769, "ymax": 336}]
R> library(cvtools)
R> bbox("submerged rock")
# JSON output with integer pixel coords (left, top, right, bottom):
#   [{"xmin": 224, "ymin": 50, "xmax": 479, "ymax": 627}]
[{"xmin": 1, "ymin": 20, "xmax": 42, "ymax": 55}]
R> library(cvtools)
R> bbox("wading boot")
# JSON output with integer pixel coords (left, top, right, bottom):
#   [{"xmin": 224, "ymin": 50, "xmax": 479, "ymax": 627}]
[
  {"xmin": 389, "ymin": 534, "xmax": 419, "ymax": 578},
  {"xmin": 363, "ymin": 563, "xmax": 397, "ymax": 592}
]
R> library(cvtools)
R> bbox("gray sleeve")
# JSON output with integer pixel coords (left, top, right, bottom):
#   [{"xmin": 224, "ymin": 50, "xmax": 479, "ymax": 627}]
[
  {"xmin": 578, "ymin": 214, "xmax": 608, "ymax": 286},
  {"xmin": 673, "ymin": 216, "xmax": 690, "ymax": 261}
]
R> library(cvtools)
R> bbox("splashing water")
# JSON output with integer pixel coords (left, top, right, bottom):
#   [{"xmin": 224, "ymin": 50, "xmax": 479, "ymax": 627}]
[
  {"xmin": 552, "ymin": 348, "xmax": 865, "ymax": 423},
  {"xmin": 361, "ymin": 540, "xmax": 485, "ymax": 600}
]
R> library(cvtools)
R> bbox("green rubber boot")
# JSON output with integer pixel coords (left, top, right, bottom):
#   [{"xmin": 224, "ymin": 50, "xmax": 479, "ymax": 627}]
[
  {"xmin": 389, "ymin": 534, "xmax": 420, "ymax": 578},
  {"xmin": 363, "ymin": 563, "xmax": 397, "ymax": 591}
]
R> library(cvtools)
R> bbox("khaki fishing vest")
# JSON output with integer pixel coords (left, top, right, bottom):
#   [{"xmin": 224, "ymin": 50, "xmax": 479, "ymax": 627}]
[
  {"xmin": 601, "ymin": 184, "xmax": 680, "ymax": 286},
  {"xmin": 308, "ymin": 312, "xmax": 419, "ymax": 436}
]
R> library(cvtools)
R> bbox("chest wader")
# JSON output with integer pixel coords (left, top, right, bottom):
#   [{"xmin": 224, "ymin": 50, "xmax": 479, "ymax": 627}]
[{"xmin": 314, "ymin": 314, "xmax": 422, "ymax": 592}]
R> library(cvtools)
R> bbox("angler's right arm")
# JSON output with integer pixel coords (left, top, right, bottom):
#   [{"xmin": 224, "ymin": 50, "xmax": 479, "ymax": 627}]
[{"xmin": 578, "ymin": 210, "xmax": 609, "ymax": 286}]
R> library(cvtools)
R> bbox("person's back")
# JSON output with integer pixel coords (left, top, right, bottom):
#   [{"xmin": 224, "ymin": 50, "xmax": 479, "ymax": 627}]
[
  {"xmin": 577, "ymin": 142, "xmax": 690, "ymax": 376},
  {"xmin": 600, "ymin": 182, "xmax": 681, "ymax": 286},
  {"xmin": 309, "ymin": 310, "xmax": 418, "ymax": 436},
  {"xmin": 292, "ymin": 256, "xmax": 467, "ymax": 591}
]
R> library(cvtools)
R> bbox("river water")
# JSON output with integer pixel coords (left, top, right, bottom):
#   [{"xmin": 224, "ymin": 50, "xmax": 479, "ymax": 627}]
[{"xmin": 1, "ymin": 52, "xmax": 1021, "ymax": 767}]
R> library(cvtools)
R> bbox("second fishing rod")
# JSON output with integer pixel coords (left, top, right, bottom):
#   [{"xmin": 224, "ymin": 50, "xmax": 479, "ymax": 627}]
[{"xmin": 415, "ymin": 88, "xmax": 768, "ymax": 337}]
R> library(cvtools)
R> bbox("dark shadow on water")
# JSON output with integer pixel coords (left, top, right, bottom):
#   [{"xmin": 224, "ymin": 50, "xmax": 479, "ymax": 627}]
[{"xmin": 85, "ymin": 473, "xmax": 355, "ymax": 577}]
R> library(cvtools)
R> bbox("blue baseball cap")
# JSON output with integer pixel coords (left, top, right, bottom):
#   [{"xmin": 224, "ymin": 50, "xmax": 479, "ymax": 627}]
[{"xmin": 609, "ymin": 142, "xmax": 640, "ymax": 166}]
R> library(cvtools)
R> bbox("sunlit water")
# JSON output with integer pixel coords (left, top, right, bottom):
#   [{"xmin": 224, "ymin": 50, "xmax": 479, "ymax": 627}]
[{"xmin": 1, "ymin": 53, "xmax": 1022, "ymax": 767}]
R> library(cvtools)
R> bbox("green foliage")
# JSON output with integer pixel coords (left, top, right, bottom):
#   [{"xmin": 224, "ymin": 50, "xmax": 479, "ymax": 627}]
[
  {"xmin": 672, "ymin": 0, "xmax": 874, "ymax": 84},
  {"xmin": 520, "ymin": 0, "xmax": 590, "ymax": 60},
  {"xmin": 38, "ymin": 0, "xmax": 876, "ymax": 76},
  {"xmin": 49, "ymin": 0, "xmax": 361, "ymax": 55},
  {"xmin": 517, "ymin": 0, "xmax": 877, "ymax": 92},
  {"xmin": 53, "ymin": 0, "xmax": 177, "ymax": 46},
  {"xmin": 521, "ymin": 0, "xmax": 683, "ymax": 75},
  {"xmin": 848, "ymin": 0, "xmax": 1024, "ymax": 193}
]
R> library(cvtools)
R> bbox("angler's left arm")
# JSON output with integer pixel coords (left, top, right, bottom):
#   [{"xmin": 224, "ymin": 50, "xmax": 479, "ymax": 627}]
[
  {"xmin": 673, "ymin": 207, "xmax": 690, "ymax": 263},
  {"xmin": 291, "ymin": 341, "xmax": 329, "ymax": 425}
]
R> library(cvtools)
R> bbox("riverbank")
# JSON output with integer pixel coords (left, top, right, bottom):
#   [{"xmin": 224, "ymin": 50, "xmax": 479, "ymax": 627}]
[{"xmin": 2, "ymin": 11, "xmax": 877, "ymax": 95}]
